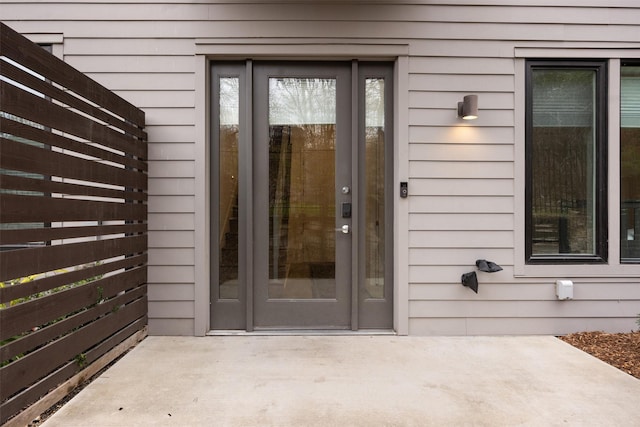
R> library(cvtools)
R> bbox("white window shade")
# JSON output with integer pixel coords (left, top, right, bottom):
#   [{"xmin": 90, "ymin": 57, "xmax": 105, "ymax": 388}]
[
  {"xmin": 621, "ymin": 71, "xmax": 640, "ymax": 128},
  {"xmin": 532, "ymin": 70, "xmax": 594, "ymax": 128}
]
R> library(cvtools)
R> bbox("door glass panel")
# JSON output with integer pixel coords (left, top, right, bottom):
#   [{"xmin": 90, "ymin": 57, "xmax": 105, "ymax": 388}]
[
  {"xmin": 365, "ymin": 78, "xmax": 385, "ymax": 299},
  {"xmin": 218, "ymin": 77, "xmax": 240, "ymax": 299},
  {"xmin": 268, "ymin": 78, "xmax": 336, "ymax": 299}
]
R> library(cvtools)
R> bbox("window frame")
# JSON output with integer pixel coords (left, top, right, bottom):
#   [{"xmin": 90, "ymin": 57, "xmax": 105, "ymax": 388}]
[{"xmin": 524, "ymin": 59, "xmax": 609, "ymax": 264}]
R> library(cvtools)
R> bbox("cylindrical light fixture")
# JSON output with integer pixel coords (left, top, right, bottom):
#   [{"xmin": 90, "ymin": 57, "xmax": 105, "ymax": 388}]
[{"xmin": 457, "ymin": 94, "xmax": 478, "ymax": 120}]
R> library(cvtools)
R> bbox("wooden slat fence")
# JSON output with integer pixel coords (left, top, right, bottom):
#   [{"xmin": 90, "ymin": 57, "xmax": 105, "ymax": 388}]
[{"xmin": 0, "ymin": 22, "xmax": 147, "ymax": 425}]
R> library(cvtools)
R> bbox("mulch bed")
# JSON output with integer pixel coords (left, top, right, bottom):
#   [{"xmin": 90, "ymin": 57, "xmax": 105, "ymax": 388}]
[{"xmin": 560, "ymin": 331, "xmax": 640, "ymax": 380}]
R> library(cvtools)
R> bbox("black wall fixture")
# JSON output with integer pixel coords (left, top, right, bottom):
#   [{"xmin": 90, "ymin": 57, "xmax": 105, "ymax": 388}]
[
  {"xmin": 461, "ymin": 259, "xmax": 503, "ymax": 294},
  {"xmin": 461, "ymin": 272, "xmax": 479, "ymax": 293},
  {"xmin": 475, "ymin": 259, "xmax": 503, "ymax": 273}
]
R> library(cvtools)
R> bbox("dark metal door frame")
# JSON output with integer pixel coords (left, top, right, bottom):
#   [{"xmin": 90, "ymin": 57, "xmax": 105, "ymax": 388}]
[{"xmin": 210, "ymin": 60, "xmax": 393, "ymax": 331}]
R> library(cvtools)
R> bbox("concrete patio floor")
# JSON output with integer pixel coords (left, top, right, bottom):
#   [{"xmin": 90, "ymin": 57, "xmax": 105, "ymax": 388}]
[{"xmin": 42, "ymin": 335, "xmax": 640, "ymax": 426}]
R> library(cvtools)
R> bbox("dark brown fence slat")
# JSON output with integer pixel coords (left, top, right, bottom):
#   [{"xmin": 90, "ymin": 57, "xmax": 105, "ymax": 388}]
[
  {"xmin": 1, "ymin": 297, "xmax": 146, "ymax": 401},
  {"xmin": 1, "ymin": 298, "xmax": 146, "ymax": 400},
  {"xmin": 0, "ymin": 223, "xmax": 147, "ymax": 246},
  {"xmin": 1, "ymin": 118, "xmax": 148, "ymax": 171},
  {"xmin": 0, "ymin": 235, "xmax": 146, "ymax": 282},
  {"xmin": 0, "ymin": 175, "xmax": 147, "ymax": 205},
  {"xmin": 1, "ymin": 235, "xmax": 146, "ymax": 283},
  {"xmin": 1, "ymin": 285, "xmax": 146, "ymax": 364},
  {"xmin": 0, "ymin": 194, "xmax": 146, "ymax": 224},
  {"xmin": 0, "ymin": 253, "xmax": 147, "ymax": 303},
  {"xmin": 1, "ymin": 136, "xmax": 147, "ymax": 189},
  {"xmin": 1, "ymin": 59, "xmax": 146, "ymax": 139},
  {"xmin": 0, "ymin": 317, "xmax": 146, "ymax": 425},
  {"xmin": 0, "ymin": 22, "xmax": 144, "ymax": 127},
  {"xmin": 0, "ymin": 23, "xmax": 147, "ymax": 424},
  {"xmin": 1, "ymin": 81, "xmax": 146, "ymax": 159},
  {"xmin": 0, "ymin": 265, "xmax": 146, "ymax": 341}
]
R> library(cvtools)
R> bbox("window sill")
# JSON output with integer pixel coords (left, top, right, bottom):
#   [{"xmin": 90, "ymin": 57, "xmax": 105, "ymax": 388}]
[
  {"xmin": 526, "ymin": 255, "xmax": 607, "ymax": 264},
  {"xmin": 515, "ymin": 262, "xmax": 640, "ymax": 278}
]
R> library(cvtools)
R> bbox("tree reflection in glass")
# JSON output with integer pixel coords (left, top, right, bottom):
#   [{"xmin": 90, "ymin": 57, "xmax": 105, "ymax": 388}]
[{"xmin": 267, "ymin": 78, "xmax": 337, "ymax": 299}]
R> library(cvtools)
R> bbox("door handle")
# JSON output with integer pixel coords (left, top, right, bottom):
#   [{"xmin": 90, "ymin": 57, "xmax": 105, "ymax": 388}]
[{"xmin": 335, "ymin": 224, "xmax": 350, "ymax": 234}]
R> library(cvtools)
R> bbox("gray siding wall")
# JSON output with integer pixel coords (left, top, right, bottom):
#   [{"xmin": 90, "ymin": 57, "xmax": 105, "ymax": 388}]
[{"xmin": 3, "ymin": 1, "xmax": 640, "ymax": 335}]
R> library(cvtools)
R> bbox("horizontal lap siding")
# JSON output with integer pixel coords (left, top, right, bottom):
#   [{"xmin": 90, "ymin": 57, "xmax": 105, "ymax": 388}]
[{"xmin": 4, "ymin": 1, "xmax": 638, "ymax": 335}]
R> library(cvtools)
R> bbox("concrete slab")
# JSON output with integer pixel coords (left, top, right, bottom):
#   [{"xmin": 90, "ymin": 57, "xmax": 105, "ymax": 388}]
[{"xmin": 42, "ymin": 336, "xmax": 640, "ymax": 426}]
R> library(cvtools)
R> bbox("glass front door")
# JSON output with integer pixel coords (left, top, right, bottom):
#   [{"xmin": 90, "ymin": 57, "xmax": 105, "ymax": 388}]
[
  {"xmin": 210, "ymin": 61, "xmax": 393, "ymax": 331},
  {"xmin": 253, "ymin": 64, "xmax": 352, "ymax": 328}
]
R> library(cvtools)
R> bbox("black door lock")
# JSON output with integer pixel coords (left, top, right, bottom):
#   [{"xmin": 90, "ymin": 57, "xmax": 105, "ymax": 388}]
[{"xmin": 342, "ymin": 202, "xmax": 352, "ymax": 218}]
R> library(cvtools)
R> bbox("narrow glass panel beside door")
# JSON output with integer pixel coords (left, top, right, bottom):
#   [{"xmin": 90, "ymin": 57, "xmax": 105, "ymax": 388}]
[
  {"xmin": 365, "ymin": 78, "xmax": 385, "ymax": 299},
  {"xmin": 358, "ymin": 63, "xmax": 393, "ymax": 329},
  {"xmin": 268, "ymin": 77, "xmax": 337, "ymax": 299},
  {"xmin": 218, "ymin": 77, "xmax": 240, "ymax": 299}
]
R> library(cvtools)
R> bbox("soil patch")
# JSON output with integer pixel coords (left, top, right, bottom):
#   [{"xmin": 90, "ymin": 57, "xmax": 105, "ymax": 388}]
[
  {"xmin": 560, "ymin": 331, "xmax": 640, "ymax": 380},
  {"xmin": 27, "ymin": 349, "xmax": 132, "ymax": 426}
]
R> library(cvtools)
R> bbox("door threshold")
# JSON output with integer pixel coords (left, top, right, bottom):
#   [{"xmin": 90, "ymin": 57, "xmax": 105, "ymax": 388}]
[{"xmin": 206, "ymin": 329, "xmax": 396, "ymax": 336}]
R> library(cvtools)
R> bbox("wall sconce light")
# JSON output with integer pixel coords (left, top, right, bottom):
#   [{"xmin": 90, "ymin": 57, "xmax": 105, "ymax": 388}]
[{"xmin": 457, "ymin": 94, "xmax": 478, "ymax": 120}]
